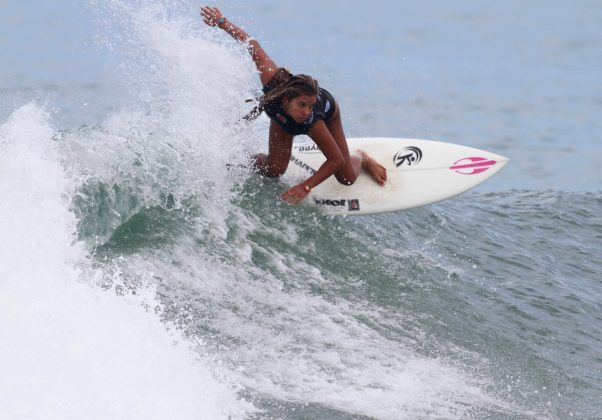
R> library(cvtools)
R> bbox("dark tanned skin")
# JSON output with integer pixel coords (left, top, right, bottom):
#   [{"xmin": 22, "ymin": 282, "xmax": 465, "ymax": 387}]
[{"xmin": 200, "ymin": 6, "xmax": 387, "ymax": 205}]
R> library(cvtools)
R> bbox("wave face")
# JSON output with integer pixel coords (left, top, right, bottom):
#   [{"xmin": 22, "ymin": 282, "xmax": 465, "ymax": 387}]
[
  {"xmin": 0, "ymin": 103, "xmax": 252, "ymax": 419},
  {"xmin": 2, "ymin": 1, "xmax": 601, "ymax": 419}
]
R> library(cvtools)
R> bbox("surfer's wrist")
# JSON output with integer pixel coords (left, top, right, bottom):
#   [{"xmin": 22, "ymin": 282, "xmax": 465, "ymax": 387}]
[
  {"xmin": 302, "ymin": 182, "xmax": 312, "ymax": 193},
  {"xmin": 220, "ymin": 18, "xmax": 250, "ymax": 43}
]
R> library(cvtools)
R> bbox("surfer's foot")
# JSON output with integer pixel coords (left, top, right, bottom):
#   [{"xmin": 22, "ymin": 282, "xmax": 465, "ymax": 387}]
[{"xmin": 359, "ymin": 150, "xmax": 387, "ymax": 186}]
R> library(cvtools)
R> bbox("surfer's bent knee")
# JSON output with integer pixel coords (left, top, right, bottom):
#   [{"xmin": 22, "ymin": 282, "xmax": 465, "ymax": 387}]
[{"xmin": 336, "ymin": 175, "xmax": 355, "ymax": 186}]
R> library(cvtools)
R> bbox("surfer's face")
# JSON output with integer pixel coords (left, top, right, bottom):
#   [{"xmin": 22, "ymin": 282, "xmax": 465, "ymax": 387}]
[{"xmin": 283, "ymin": 94, "xmax": 317, "ymax": 123}]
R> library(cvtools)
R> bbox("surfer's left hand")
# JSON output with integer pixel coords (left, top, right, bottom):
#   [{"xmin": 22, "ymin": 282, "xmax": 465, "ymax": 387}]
[{"xmin": 281, "ymin": 184, "xmax": 309, "ymax": 205}]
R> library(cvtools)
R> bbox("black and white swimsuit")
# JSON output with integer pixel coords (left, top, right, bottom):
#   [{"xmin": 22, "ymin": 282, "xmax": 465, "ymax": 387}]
[{"xmin": 262, "ymin": 80, "xmax": 337, "ymax": 136}]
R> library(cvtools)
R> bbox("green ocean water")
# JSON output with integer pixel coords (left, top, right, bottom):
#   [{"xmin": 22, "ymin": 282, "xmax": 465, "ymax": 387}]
[{"xmin": 71, "ymin": 170, "xmax": 602, "ymax": 418}]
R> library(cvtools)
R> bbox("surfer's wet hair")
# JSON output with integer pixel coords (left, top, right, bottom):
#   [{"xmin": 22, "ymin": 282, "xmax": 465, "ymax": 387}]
[{"xmin": 244, "ymin": 68, "xmax": 319, "ymax": 121}]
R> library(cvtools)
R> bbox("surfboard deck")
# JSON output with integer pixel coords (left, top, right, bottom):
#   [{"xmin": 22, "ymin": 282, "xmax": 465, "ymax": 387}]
[{"xmin": 283, "ymin": 137, "xmax": 508, "ymax": 215}]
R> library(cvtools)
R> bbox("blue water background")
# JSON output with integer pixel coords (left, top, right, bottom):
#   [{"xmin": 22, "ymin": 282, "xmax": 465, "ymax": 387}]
[{"xmin": 2, "ymin": 0, "xmax": 601, "ymax": 191}]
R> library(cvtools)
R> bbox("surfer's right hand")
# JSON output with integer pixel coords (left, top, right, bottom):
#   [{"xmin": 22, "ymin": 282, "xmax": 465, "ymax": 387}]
[{"xmin": 200, "ymin": 6, "xmax": 224, "ymax": 27}]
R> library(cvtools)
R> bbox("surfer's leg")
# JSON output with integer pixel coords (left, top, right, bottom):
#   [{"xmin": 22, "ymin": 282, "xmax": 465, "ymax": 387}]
[
  {"xmin": 252, "ymin": 121, "xmax": 294, "ymax": 177},
  {"xmin": 325, "ymin": 107, "xmax": 361, "ymax": 185},
  {"xmin": 326, "ymin": 107, "xmax": 387, "ymax": 186}
]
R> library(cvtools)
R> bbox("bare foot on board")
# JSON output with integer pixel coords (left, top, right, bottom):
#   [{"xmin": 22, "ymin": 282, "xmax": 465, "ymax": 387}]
[{"xmin": 359, "ymin": 150, "xmax": 387, "ymax": 186}]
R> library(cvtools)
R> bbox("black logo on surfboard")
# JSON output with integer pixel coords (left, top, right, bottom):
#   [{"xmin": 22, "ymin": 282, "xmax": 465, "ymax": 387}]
[
  {"xmin": 313, "ymin": 198, "xmax": 347, "ymax": 207},
  {"xmin": 313, "ymin": 198, "xmax": 361, "ymax": 211},
  {"xmin": 290, "ymin": 155, "xmax": 317, "ymax": 174},
  {"xmin": 394, "ymin": 147, "xmax": 422, "ymax": 167},
  {"xmin": 348, "ymin": 199, "xmax": 360, "ymax": 211},
  {"xmin": 297, "ymin": 144, "xmax": 321, "ymax": 153}
]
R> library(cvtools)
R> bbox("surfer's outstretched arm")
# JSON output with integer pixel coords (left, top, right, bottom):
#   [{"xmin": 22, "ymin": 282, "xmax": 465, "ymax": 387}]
[{"xmin": 200, "ymin": 6, "xmax": 279, "ymax": 85}]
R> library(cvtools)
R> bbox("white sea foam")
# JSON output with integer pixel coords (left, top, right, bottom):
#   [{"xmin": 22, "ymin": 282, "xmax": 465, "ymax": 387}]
[
  {"xmin": 0, "ymin": 104, "xmax": 252, "ymax": 419},
  {"xmin": 126, "ymin": 205, "xmax": 511, "ymax": 419}
]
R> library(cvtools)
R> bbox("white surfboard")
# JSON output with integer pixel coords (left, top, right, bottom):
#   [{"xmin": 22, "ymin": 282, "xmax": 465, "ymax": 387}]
[{"xmin": 283, "ymin": 137, "xmax": 508, "ymax": 215}]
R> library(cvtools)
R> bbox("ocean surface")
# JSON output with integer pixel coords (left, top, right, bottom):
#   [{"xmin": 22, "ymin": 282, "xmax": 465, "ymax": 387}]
[{"xmin": 1, "ymin": 1, "xmax": 601, "ymax": 419}]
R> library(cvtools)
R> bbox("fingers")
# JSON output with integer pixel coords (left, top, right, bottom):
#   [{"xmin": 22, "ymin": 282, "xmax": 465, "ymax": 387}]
[
  {"xmin": 281, "ymin": 190, "xmax": 304, "ymax": 205},
  {"xmin": 281, "ymin": 193, "xmax": 299, "ymax": 205},
  {"xmin": 200, "ymin": 6, "xmax": 218, "ymax": 13},
  {"xmin": 200, "ymin": 6, "xmax": 222, "ymax": 26},
  {"xmin": 200, "ymin": 8, "xmax": 213, "ymax": 22},
  {"xmin": 200, "ymin": 6, "xmax": 221, "ymax": 18}
]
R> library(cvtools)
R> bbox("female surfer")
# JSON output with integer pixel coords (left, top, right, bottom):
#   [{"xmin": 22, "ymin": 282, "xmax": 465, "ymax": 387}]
[{"xmin": 200, "ymin": 6, "xmax": 387, "ymax": 205}]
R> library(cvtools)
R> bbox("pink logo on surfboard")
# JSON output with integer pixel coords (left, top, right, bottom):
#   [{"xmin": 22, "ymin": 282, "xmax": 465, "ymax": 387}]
[{"xmin": 450, "ymin": 157, "xmax": 497, "ymax": 175}]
